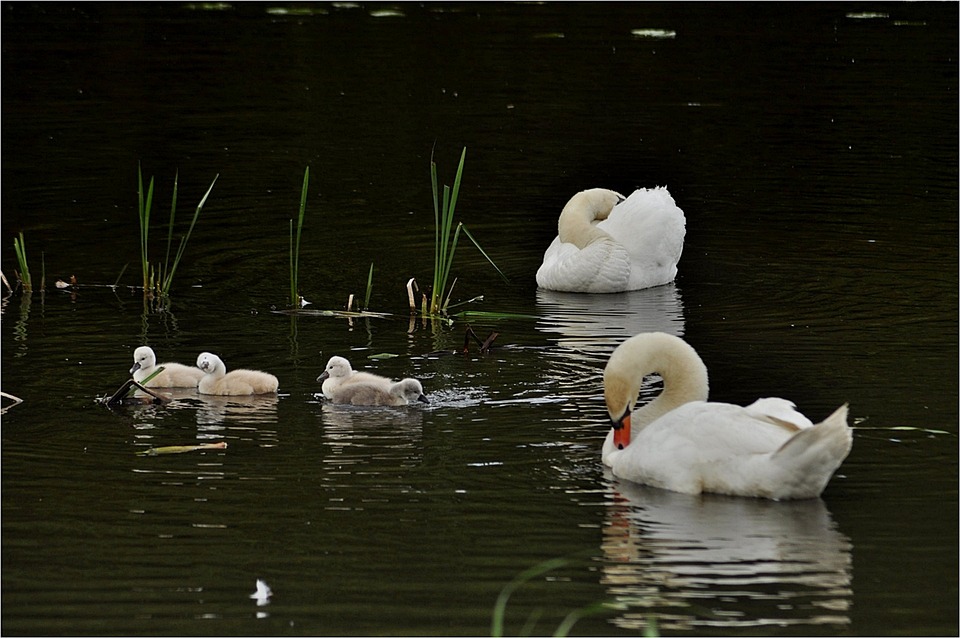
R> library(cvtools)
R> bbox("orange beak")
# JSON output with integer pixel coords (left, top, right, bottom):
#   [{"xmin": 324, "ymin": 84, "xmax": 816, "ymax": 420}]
[{"xmin": 612, "ymin": 412, "xmax": 631, "ymax": 450}]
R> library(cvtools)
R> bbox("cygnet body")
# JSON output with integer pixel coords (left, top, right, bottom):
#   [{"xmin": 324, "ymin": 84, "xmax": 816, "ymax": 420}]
[
  {"xmin": 196, "ymin": 352, "xmax": 279, "ymax": 396},
  {"xmin": 130, "ymin": 346, "xmax": 204, "ymax": 388},
  {"xmin": 331, "ymin": 378, "xmax": 429, "ymax": 406},
  {"xmin": 316, "ymin": 355, "xmax": 392, "ymax": 399}
]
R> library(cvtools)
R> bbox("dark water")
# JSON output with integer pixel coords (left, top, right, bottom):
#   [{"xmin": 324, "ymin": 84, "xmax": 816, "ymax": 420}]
[{"xmin": 2, "ymin": 3, "xmax": 957, "ymax": 636}]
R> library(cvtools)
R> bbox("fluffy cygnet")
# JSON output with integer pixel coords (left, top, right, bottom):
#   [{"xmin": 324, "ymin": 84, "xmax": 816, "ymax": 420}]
[
  {"xmin": 316, "ymin": 355, "xmax": 392, "ymax": 399},
  {"xmin": 331, "ymin": 378, "xmax": 429, "ymax": 406},
  {"xmin": 196, "ymin": 352, "xmax": 279, "ymax": 396},
  {"xmin": 130, "ymin": 346, "xmax": 204, "ymax": 388}
]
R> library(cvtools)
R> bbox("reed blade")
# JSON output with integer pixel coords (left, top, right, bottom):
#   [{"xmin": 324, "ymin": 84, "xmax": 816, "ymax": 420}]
[
  {"xmin": 290, "ymin": 166, "xmax": 310, "ymax": 307},
  {"xmin": 161, "ymin": 172, "xmax": 218, "ymax": 295}
]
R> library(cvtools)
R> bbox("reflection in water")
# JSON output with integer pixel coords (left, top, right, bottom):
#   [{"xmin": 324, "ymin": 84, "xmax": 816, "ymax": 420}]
[
  {"xmin": 599, "ymin": 474, "xmax": 852, "ymax": 632},
  {"xmin": 536, "ymin": 284, "xmax": 684, "ymax": 357},
  {"xmin": 318, "ymin": 402, "xmax": 424, "ymax": 506},
  {"xmin": 191, "ymin": 394, "xmax": 280, "ymax": 444},
  {"xmin": 534, "ymin": 285, "xmax": 685, "ymax": 399}
]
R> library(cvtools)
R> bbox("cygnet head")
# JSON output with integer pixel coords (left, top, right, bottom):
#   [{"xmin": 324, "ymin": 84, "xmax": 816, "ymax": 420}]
[
  {"xmin": 130, "ymin": 346, "xmax": 157, "ymax": 375},
  {"xmin": 317, "ymin": 355, "xmax": 352, "ymax": 382},
  {"xmin": 395, "ymin": 378, "xmax": 429, "ymax": 404},
  {"xmin": 196, "ymin": 352, "xmax": 225, "ymax": 375}
]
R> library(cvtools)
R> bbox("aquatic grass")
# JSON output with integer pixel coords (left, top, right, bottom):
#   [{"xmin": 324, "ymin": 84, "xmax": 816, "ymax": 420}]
[
  {"xmin": 426, "ymin": 147, "xmax": 507, "ymax": 317},
  {"xmin": 13, "ymin": 232, "xmax": 32, "ymax": 292},
  {"xmin": 289, "ymin": 166, "xmax": 309, "ymax": 307},
  {"xmin": 137, "ymin": 167, "xmax": 155, "ymax": 292},
  {"xmin": 161, "ymin": 172, "xmax": 217, "ymax": 295},
  {"xmin": 137, "ymin": 165, "xmax": 218, "ymax": 297},
  {"xmin": 491, "ymin": 558, "xmax": 620, "ymax": 637},
  {"xmin": 363, "ymin": 262, "xmax": 374, "ymax": 309}
]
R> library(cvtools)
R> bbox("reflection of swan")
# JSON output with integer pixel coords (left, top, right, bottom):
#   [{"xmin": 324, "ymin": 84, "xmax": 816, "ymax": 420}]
[
  {"xmin": 192, "ymin": 394, "xmax": 280, "ymax": 427},
  {"xmin": 534, "ymin": 286, "xmax": 685, "ymax": 404},
  {"xmin": 197, "ymin": 352, "xmax": 279, "ymax": 396},
  {"xmin": 600, "ymin": 475, "xmax": 852, "ymax": 632},
  {"xmin": 536, "ymin": 188, "xmax": 685, "ymax": 293},
  {"xmin": 130, "ymin": 346, "xmax": 203, "ymax": 388},
  {"xmin": 331, "ymin": 378, "xmax": 429, "ymax": 406},
  {"xmin": 317, "ymin": 355, "xmax": 392, "ymax": 399},
  {"xmin": 602, "ymin": 332, "xmax": 852, "ymax": 499},
  {"xmin": 536, "ymin": 285, "xmax": 684, "ymax": 359},
  {"xmin": 318, "ymin": 403, "xmax": 424, "ymax": 496}
]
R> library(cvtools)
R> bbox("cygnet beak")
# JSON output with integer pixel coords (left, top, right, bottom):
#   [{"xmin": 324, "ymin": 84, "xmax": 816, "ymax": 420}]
[
  {"xmin": 316, "ymin": 371, "xmax": 330, "ymax": 383},
  {"xmin": 129, "ymin": 362, "xmax": 141, "ymax": 375},
  {"xmin": 417, "ymin": 394, "xmax": 429, "ymax": 404}
]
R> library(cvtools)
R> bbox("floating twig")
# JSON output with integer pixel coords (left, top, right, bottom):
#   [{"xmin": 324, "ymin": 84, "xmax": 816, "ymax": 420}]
[
  {"xmin": 137, "ymin": 441, "xmax": 228, "ymax": 456},
  {"xmin": 101, "ymin": 372, "xmax": 171, "ymax": 408},
  {"xmin": 1, "ymin": 391, "xmax": 24, "ymax": 414}
]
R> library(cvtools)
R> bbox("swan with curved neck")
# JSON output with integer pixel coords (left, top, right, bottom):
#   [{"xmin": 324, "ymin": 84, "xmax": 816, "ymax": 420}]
[
  {"xmin": 536, "ymin": 187, "xmax": 685, "ymax": 293},
  {"xmin": 196, "ymin": 352, "xmax": 279, "ymax": 396},
  {"xmin": 602, "ymin": 332, "xmax": 852, "ymax": 500},
  {"xmin": 130, "ymin": 346, "xmax": 204, "ymax": 388}
]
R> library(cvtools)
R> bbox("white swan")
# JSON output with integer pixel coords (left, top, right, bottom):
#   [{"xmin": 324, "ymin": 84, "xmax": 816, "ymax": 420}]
[
  {"xmin": 601, "ymin": 332, "xmax": 852, "ymax": 500},
  {"xmin": 331, "ymin": 378, "xmax": 429, "ymax": 406},
  {"xmin": 316, "ymin": 355, "xmax": 392, "ymax": 399},
  {"xmin": 130, "ymin": 346, "xmax": 204, "ymax": 388},
  {"xmin": 536, "ymin": 187, "xmax": 686, "ymax": 293},
  {"xmin": 196, "ymin": 352, "xmax": 279, "ymax": 396}
]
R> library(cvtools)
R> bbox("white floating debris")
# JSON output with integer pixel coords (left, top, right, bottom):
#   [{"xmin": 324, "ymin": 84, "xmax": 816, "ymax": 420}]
[
  {"xmin": 250, "ymin": 578, "xmax": 273, "ymax": 606},
  {"xmin": 631, "ymin": 28, "xmax": 676, "ymax": 39},
  {"xmin": 846, "ymin": 12, "xmax": 889, "ymax": 19}
]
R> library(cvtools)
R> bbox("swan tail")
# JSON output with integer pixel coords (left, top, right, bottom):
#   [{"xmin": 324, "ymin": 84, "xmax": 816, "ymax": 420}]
[{"xmin": 769, "ymin": 404, "xmax": 852, "ymax": 499}]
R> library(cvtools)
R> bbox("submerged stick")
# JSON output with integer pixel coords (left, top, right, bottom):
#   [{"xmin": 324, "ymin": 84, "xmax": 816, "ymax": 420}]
[{"xmin": 102, "ymin": 374, "xmax": 170, "ymax": 407}]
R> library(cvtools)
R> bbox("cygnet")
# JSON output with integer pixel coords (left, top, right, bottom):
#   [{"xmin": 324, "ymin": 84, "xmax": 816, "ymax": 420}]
[
  {"xmin": 130, "ymin": 346, "xmax": 204, "ymax": 388},
  {"xmin": 316, "ymin": 355, "xmax": 391, "ymax": 399},
  {"xmin": 196, "ymin": 352, "xmax": 279, "ymax": 396},
  {"xmin": 331, "ymin": 378, "xmax": 429, "ymax": 406}
]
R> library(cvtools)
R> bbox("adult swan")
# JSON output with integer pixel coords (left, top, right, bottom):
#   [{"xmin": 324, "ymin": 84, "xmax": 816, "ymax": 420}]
[
  {"xmin": 602, "ymin": 332, "xmax": 852, "ymax": 500},
  {"xmin": 536, "ymin": 187, "xmax": 685, "ymax": 293}
]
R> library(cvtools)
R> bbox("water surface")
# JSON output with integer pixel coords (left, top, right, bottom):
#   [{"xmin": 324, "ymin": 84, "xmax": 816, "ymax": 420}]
[{"xmin": 2, "ymin": 3, "xmax": 957, "ymax": 636}]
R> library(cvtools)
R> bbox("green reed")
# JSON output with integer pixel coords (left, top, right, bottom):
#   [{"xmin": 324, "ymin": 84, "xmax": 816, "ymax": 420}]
[
  {"xmin": 137, "ymin": 165, "xmax": 218, "ymax": 296},
  {"xmin": 363, "ymin": 262, "xmax": 374, "ymax": 309},
  {"xmin": 13, "ymin": 232, "xmax": 31, "ymax": 292},
  {"xmin": 490, "ymin": 558, "xmax": 620, "ymax": 638},
  {"xmin": 289, "ymin": 166, "xmax": 309, "ymax": 307},
  {"xmin": 427, "ymin": 147, "xmax": 506, "ymax": 316}
]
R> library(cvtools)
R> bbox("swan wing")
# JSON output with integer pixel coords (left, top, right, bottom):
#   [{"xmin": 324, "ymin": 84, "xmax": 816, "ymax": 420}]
[
  {"xmin": 610, "ymin": 402, "xmax": 851, "ymax": 499},
  {"xmin": 609, "ymin": 401, "xmax": 802, "ymax": 494},
  {"xmin": 745, "ymin": 398, "xmax": 814, "ymax": 429},
  {"xmin": 536, "ymin": 236, "xmax": 630, "ymax": 293},
  {"xmin": 597, "ymin": 187, "xmax": 686, "ymax": 289}
]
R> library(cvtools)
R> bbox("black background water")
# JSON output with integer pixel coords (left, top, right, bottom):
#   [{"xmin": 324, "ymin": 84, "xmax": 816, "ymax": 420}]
[{"xmin": 2, "ymin": 3, "xmax": 957, "ymax": 635}]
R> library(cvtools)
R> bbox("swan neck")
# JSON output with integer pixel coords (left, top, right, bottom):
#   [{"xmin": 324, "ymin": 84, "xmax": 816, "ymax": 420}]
[
  {"xmin": 606, "ymin": 333, "xmax": 710, "ymax": 430},
  {"xmin": 557, "ymin": 190, "xmax": 616, "ymax": 249}
]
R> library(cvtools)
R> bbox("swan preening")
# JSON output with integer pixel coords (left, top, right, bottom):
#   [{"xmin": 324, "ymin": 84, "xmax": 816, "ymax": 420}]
[
  {"xmin": 331, "ymin": 378, "xmax": 429, "ymax": 406},
  {"xmin": 130, "ymin": 346, "xmax": 204, "ymax": 388},
  {"xmin": 536, "ymin": 187, "xmax": 686, "ymax": 293},
  {"xmin": 602, "ymin": 332, "xmax": 852, "ymax": 500},
  {"xmin": 317, "ymin": 355, "xmax": 427, "ymax": 406},
  {"xmin": 196, "ymin": 352, "xmax": 279, "ymax": 396}
]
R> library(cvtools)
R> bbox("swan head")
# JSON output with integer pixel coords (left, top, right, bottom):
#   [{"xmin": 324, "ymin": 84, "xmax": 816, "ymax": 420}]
[
  {"xmin": 196, "ymin": 352, "xmax": 223, "ymax": 374},
  {"xmin": 395, "ymin": 378, "xmax": 428, "ymax": 404},
  {"xmin": 604, "ymin": 370, "xmax": 636, "ymax": 451},
  {"xmin": 317, "ymin": 355, "xmax": 352, "ymax": 383},
  {"xmin": 130, "ymin": 346, "xmax": 157, "ymax": 375},
  {"xmin": 603, "ymin": 332, "xmax": 710, "ymax": 450}
]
